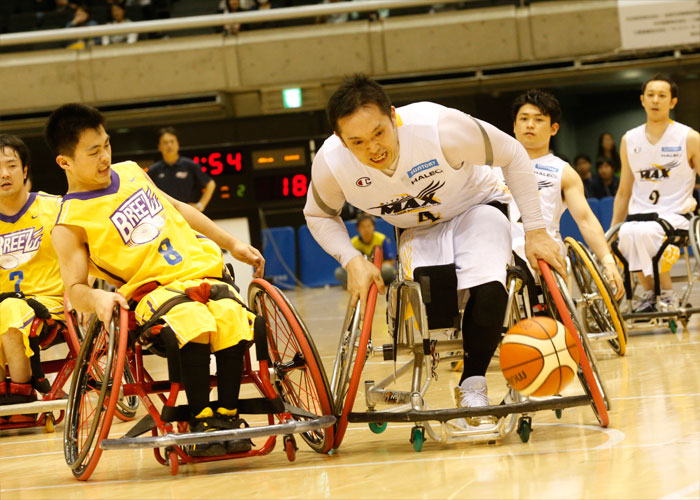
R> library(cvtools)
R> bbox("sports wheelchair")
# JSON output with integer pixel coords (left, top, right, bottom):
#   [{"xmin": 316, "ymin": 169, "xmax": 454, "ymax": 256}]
[
  {"xmin": 329, "ymin": 247, "xmax": 609, "ymax": 451},
  {"xmin": 62, "ymin": 277, "xmax": 335, "ymax": 481},
  {"xmin": 606, "ymin": 214, "xmax": 700, "ymax": 332}
]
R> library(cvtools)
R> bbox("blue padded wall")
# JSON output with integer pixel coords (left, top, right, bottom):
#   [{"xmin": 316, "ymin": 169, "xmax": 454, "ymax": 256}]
[{"xmin": 262, "ymin": 227, "xmax": 296, "ymax": 289}]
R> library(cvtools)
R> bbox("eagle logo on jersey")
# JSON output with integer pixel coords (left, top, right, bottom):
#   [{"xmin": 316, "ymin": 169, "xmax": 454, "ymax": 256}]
[
  {"xmin": 369, "ymin": 181, "xmax": 444, "ymax": 216},
  {"xmin": 110, "ymin": 187, "xmax": 165, "ymax": 246},
  {"xmin": 637, "ymin": 160, "xmax": 680, "ymax": 182},
  {"xmin": 0, "ymin": 226, "xmax": 43, "ymax": 270}
]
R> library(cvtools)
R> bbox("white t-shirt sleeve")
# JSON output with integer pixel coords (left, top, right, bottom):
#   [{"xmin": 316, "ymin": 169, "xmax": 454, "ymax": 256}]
[
  {"xmin": 437, "ymin": 108, "xmax": 546, "ymax": 232},
  {"xmin": 303, "ymin": 151, "xmax": 362, "ymax": 267}
]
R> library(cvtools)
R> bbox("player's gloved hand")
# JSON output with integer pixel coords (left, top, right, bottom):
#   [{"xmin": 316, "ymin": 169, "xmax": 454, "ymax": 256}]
[
  {"xmin": 601, "ymin": 255, "xmax": 625, "ymax": 301},
  {"xmin": 231, "ymin": 240, "xmax": 265, "ymax": 278},
  {"xmin": 524, "ymin": 228, "xmax": 567, "ymax": 277},
  {"xmin": 92, "ymin": 290, "xmax": 129, "ymax": 324},
  {"xmin": 346, "ymin": 255, "xmax": 385, "ymax": 316}
]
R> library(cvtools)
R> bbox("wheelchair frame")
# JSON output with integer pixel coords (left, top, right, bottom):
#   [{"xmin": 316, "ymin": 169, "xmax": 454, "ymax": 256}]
[
  {"xmin": 330, "ymin": 248, "xmax": 609, "ymax": 451},
  {"xmin": 606, "ymin": 215, "xmax": 700, "ymax": 332},
  {"xmin": 62, "ymin": 278, "xmax": 335, "ymax": 481}
]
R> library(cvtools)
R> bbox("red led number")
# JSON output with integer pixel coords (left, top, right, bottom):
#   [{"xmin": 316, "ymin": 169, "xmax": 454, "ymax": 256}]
[
  {"xmin": 194, "ymin": 152, "xmax": 242, "ymax": 175},
  {"xmin": 282, "ymin": 174, "xmax": 308, "ymax": 198}
]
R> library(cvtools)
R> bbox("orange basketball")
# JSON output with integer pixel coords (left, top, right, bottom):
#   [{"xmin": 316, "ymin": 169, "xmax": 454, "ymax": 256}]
[{"xmin": 499, "ymin": 317, "xmax": 580, "ymax": 397}]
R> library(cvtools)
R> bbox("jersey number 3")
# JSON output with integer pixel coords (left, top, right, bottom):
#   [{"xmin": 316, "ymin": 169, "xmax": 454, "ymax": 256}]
[{"xmin": 158, "ymin": 238, "xmax": 183, "ymax": 265}]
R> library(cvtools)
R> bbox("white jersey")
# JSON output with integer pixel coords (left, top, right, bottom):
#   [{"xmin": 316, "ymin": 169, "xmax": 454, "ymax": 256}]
[
  {"xmin": 318, "ymin": 102, "xmax": 511, "ymax": 229},
  {"xmin": 626, "ymin": 120, "xmax": 694, "ymax": 216},
  {"xmin": 509, "ymin": 153, "xmax": 567, "ymax": 256}
]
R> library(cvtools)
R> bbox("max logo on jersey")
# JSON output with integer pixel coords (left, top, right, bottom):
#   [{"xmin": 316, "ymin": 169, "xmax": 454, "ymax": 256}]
[
  {"xmin": 0, "ymin": 226, "xmax": 43, "ymax": 270},
  {"xmin": 110, "ymin": 187, "xmax": 165, "ymax": 246},
  {"xmin": 369, "ymin": 181, "xmax": 444, "ymax": 215},
  {"xmin": 637, "ymin": 160, "xmax": 680, "ymax": 182}
]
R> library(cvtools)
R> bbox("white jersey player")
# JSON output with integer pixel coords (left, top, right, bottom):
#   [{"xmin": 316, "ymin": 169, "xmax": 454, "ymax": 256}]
[
  {"xmin": 509, "ymin": 90, "xmax": 623, "ymax": 298},
  {"xmin": 611, "ymin": 74, "xmax": 700, "ymax": 312},
  {"xmin": 303, "ymin": 75, "xmax": 564, "ymax": 419}
]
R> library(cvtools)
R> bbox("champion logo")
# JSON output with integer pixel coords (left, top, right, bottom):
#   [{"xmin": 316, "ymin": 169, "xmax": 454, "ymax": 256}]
[{"xmin": 356, "ymin": 177, "xmax": 372, "ymax": 187}]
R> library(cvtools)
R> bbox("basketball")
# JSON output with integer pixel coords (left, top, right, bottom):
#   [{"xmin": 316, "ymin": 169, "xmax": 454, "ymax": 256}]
[{"xmin": 499, "ymin": 317, "xmax": 580, "ymax": 397}]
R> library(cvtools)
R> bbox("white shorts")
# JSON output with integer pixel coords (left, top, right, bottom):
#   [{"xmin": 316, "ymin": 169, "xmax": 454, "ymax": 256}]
[
  {"xmin": 398, "ymin": 204, "xmax": 511, "ymax": 290},
  {"xmin": 617, "ymin": 213, "xmax": 689, "ymax": 277}
]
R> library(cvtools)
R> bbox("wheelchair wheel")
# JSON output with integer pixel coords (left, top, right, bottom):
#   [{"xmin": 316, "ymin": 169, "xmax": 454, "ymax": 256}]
[
  {"xmin": 248, "ymin": 279, "xmax": 335, "ymax": 454},
  {"xmin": 114, "ymin": 356, "xmax": 139, "ymax": 422},
  {"xmin": 538, "ymin": 261, "xmax": 610, "ymax": 427},
  {"xmin": 565, "ymin": 238, "xmax": 627, "ymax": 356},
  {"xmin": 63, "ymin": 307, "xmax": 129, "ymax": 481}
]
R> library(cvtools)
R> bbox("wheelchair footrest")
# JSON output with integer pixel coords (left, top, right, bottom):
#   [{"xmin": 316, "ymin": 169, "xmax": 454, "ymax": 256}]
[
  {"xmin": 622, "ymin": 305, "xmax": 700, "ymax": 321},
  {"xmin": 347, "ymin": 395, "xmax": 590, "ymax": 423},
  {"xmin": 100, "ymin": 415, "xmax": 337, "ymax": 450},
  {"xmin": 160, "ymin": 397, "xmax": 287, "ymax": 422},
  {"xmin": 0, "ymin": 398, "xmax": 66, "ymax": 417}
]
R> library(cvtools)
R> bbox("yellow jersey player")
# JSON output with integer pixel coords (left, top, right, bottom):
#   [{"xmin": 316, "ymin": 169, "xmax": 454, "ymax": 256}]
[
  {"xmin": 46, "ymin": 104, "xmax": 265, "ymax": 456},
  {"xmin": 0, "ymin": 134, "xmax": 63, "ymax": 415}
]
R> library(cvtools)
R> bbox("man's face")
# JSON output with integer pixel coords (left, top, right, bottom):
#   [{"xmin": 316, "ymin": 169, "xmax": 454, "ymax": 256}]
[
  {"xmin": 641, "ymin": 80, "xmax": 677, "ymax": 121},
  {"xmin": 111, "ymin": 5, "xmax": 125, "ymax": 22},
  {"xmin": 575, "ymin": 158, "xmax": 591, "ymax": 177},
  {"xmin": 513, "ymin": 103, "xmax": 558, "ymax": 151},
  {"xmin": 336, "ymin": 104, "xmax": 399, "ymax": 170},
  {"xmin": 598, "ymin": 162, "xmax": 614, "ymax": 182},
  {"xmin": 357, "ymin": 218, "xmax": 375, "ymax": 244},
  {"xmin": 0, "ymin": 147, "xmax": 27, "ymax": 200},
  {"xmin": 58, "ymin": 125, "xmax": 112, "ymax": 189},
  {"xmin": 158, "ymin": 133, "xmax": 179, "ymax": 158}
]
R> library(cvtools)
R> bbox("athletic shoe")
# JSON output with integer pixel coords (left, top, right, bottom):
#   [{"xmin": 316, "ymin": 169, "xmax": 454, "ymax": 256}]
[
  {"xmin": 214, "ymin": 408, "xmax": 253, "ymax": 453},
  {"xmin": 450, "ymin": 375, "xmax": 495, "ymax": 428},
  {"xmin": 658, "ymin": 290, "xmax": 680, "ymax": 312},
  {"xmin": 185, "ymin": 407, "xmax": 228, "ymax": 457},
  {"xmin": 633, "ymin": 290, "xmax": 656, "ymax": 313}
]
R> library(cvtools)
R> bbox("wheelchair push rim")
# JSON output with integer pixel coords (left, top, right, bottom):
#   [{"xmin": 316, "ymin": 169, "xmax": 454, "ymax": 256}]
[
  {"xmin": 565, "ymin": 237, "xmax": 627, "ymax": 356},
  {"xmin": 248, "ymin": 279, "xmax": 335, "ymax": 454},
  {"xmin": 63, "ymin": 306, "xmax": 129, "ymax": 481},
  {"xmin": 538, "ymin": 260, "xmax": 610, "ymax": 427}
]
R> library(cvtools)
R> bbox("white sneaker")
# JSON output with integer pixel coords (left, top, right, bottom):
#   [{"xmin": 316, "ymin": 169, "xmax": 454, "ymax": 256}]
[
  {"xmin": 450, "ymin": 376, "xmax": 495, "ymax": 428},
  {"xmin": 658, "ymin": 290, "xmax": 679, "ymax": 312},
  {"xmin": 633, "ymin": 290, "xmax": 656, "ymax": 313}
]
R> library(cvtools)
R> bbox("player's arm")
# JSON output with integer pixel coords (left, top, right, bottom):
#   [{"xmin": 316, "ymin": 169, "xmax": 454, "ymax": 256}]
[
  {"xmin": 51, "ymin": 224, "xmax": 128, "ymax": 324},
  {"xmin": 562, "ymin": 165, "xmax": 624, "ymax": 299},
  {"xmin": 688, "ymin": 129, "xmax": 700, "ymax": 175},
  {"xmin": 143, "ymin": 171, "xmax": 264, "ymax": 278},
  {"xmin": 611, "ymin": 134, "xmax": 633, "ymax": 227},
  {"xmin": 303, "ymin": 153, "xmax": 383, "ymax": 312},
  {"xmin": 438, "ymin": 108, "xmax": 566, "ymax": 276}
]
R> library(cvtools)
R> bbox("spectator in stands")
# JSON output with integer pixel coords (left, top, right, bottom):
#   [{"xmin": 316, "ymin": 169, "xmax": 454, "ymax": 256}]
[
  {"xmin": 573, "ymin": 153, "xmax": 595, "ymax": 198},
  {"xmin": 321, "ymin": 0, "xmax": 388, "ymax": 24},
  {"xmin": 101, "ymin": 2, "xmax": 138, "ymax": 45},
  {"xmin": 148, "ymin": 127, "xmax": 216, "ymax": 212},
  {"xmin": 597, "ymin": 131, "xmax": 621, "ymax": 174},
  {"xmin": 218, "ymin": 0, "xmax": 244, "ymax": 34},
  {"xmin": 334, "ymin": 212, "xmax": 396, "ymax": 288},
  {"xmin": 65, "ymin": 4, "xmax": 98, "ymax": 49},
  {"xmin": 53, "ymin": 0, "xmax": 77, "ymax": 13},
  {"xmin": 589, "ymin": 157, "xmax": 619, "ymax": 198}
]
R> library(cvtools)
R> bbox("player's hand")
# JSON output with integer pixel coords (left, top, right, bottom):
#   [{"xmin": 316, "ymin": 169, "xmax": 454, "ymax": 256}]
[
  {"xmin": 346, "ymin": 255, "xmax": 385, "ymax": 316},
  {"xmin": 231, "ymin": 240, "xmax": 265, "ymax": 278},
  {"xmin": 525, "ymin": 228, "xmax": 567, "ymax": 277},
  {"xmin": 603, "ymin": 261, "xmax": 625, "ymax": 301},
  {"xmin": 93, "ymin": 290, "xmax": 129, "ymax": 325}
]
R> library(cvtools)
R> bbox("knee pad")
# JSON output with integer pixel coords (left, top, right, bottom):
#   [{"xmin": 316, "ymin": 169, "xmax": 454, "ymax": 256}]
[{"xmin": 466, "ymin": 281, "xmax": 507, "ymax": 329}]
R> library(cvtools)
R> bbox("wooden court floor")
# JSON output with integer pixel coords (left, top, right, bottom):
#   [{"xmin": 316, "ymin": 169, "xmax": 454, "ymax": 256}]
[{"xmin": 1, "ymin": 285, "xmax": 699, "ymax": 499}]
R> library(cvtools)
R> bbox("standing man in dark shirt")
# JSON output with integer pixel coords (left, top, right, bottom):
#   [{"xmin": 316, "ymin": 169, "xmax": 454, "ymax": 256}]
[{"xmin": 148, "ymin": 127, "xmax": 216, "ymax": 212}]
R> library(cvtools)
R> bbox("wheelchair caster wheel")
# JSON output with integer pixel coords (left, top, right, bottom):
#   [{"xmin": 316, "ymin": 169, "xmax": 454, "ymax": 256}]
[
  {"xmin": 555, "ymin": 409, "xmax": 562, "ymax": 419},
  {"xmin": 166, "ymin": 448, "xmax": 179, "ymax": 476},
  {"xmin": 369, "ymin": 422, "xmax": 387, "ymax": 434},
  {"xmin": 517, "ymin": 417, "xmax": 532, "ymax": 443},
  {"xmin": 410, "ymin": 427, "xmax": 424, "ymax": 452},
  {"xmin": 43, "ymin": 413, "xmax": 55, "ymax": 433},
  {"xmin": 283, "ymin": 435, "xmax": 297, "ymax": 462},
  {"xmin": 670, "ymin": 319, "xmax": 677, "ymax": 333}
]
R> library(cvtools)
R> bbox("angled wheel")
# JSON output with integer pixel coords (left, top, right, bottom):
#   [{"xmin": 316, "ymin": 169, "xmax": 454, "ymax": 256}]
[
  {"xmin": 539, "ymin": 261, "xmax": 610, "ymax": 427},
  {"xmin": 566, "ymin": 238, "xmax": 627, "ymax": 356},
  {"xmin": 331, "ymin": 246, "xmax": 383, "ymax": 449},
  {"xmin": 63, "ymin": 307, "xmax": 129, "ymax": 481},
  {"xmin": 114, "ymin": 353, "xmax": 139, "ymax": 422},
  {"xmin": 248, "ymin": 279, "xmax": 334, "ymax": 454}
]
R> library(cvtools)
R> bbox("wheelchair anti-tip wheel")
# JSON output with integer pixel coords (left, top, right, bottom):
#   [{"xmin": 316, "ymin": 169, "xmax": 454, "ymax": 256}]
[
  {"xmin": 565, "ymin": 237, "xmax": 628, "ymax": 356},
  {"xmin": 248, "ymin": 279, "xmax": 335, "ymax": 454},
  {"xmin": 539, "ymin": 261, "xmax": 610, "ymax": 427},
  {"xmin": 63, "ymin": 307, "xmax": 129, "ymax": 481}
]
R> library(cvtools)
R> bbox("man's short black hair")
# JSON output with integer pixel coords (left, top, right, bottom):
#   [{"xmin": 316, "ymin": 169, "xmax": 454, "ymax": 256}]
[
  {"xmin": 45, "ymin": 103, "xmax": 105, "ymax": 157},
  {"xmin": 356, "ymin": 211, "xmax": 375, "ymax": 227},
  {"xmin": 327, "ymin": 74, "xmax": 393, "ymax": 134},
  {"xmin": 158, "ymin": 126, "xmax": 178, "ymax": 141},
  {"xmin": 512, "ymin": 89, "xmax": 562, "ymax": 125},
  {"xmin": 0, "ymin": 134, "xmax": 30, "ymax": 183},
  {"xmin": 574, "ymin": 153, "xmax": 591, "ymax": 165},
  {"xmin": 642, "ymin": 73, "xmax": 678, "ymax": 99}
]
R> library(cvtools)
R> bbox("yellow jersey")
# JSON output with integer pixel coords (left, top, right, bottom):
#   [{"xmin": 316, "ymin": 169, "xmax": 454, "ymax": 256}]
[
  {"xmin": 56, "ymin": 161, "xmax": 223, "ymax": 301},
  {"xmin": 351, "ymin": 232, "xmax": 387, "ymax": 258},
  {"xmin": 0, "ymin": 192, "xmax": 63, "ymax": 298}
]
